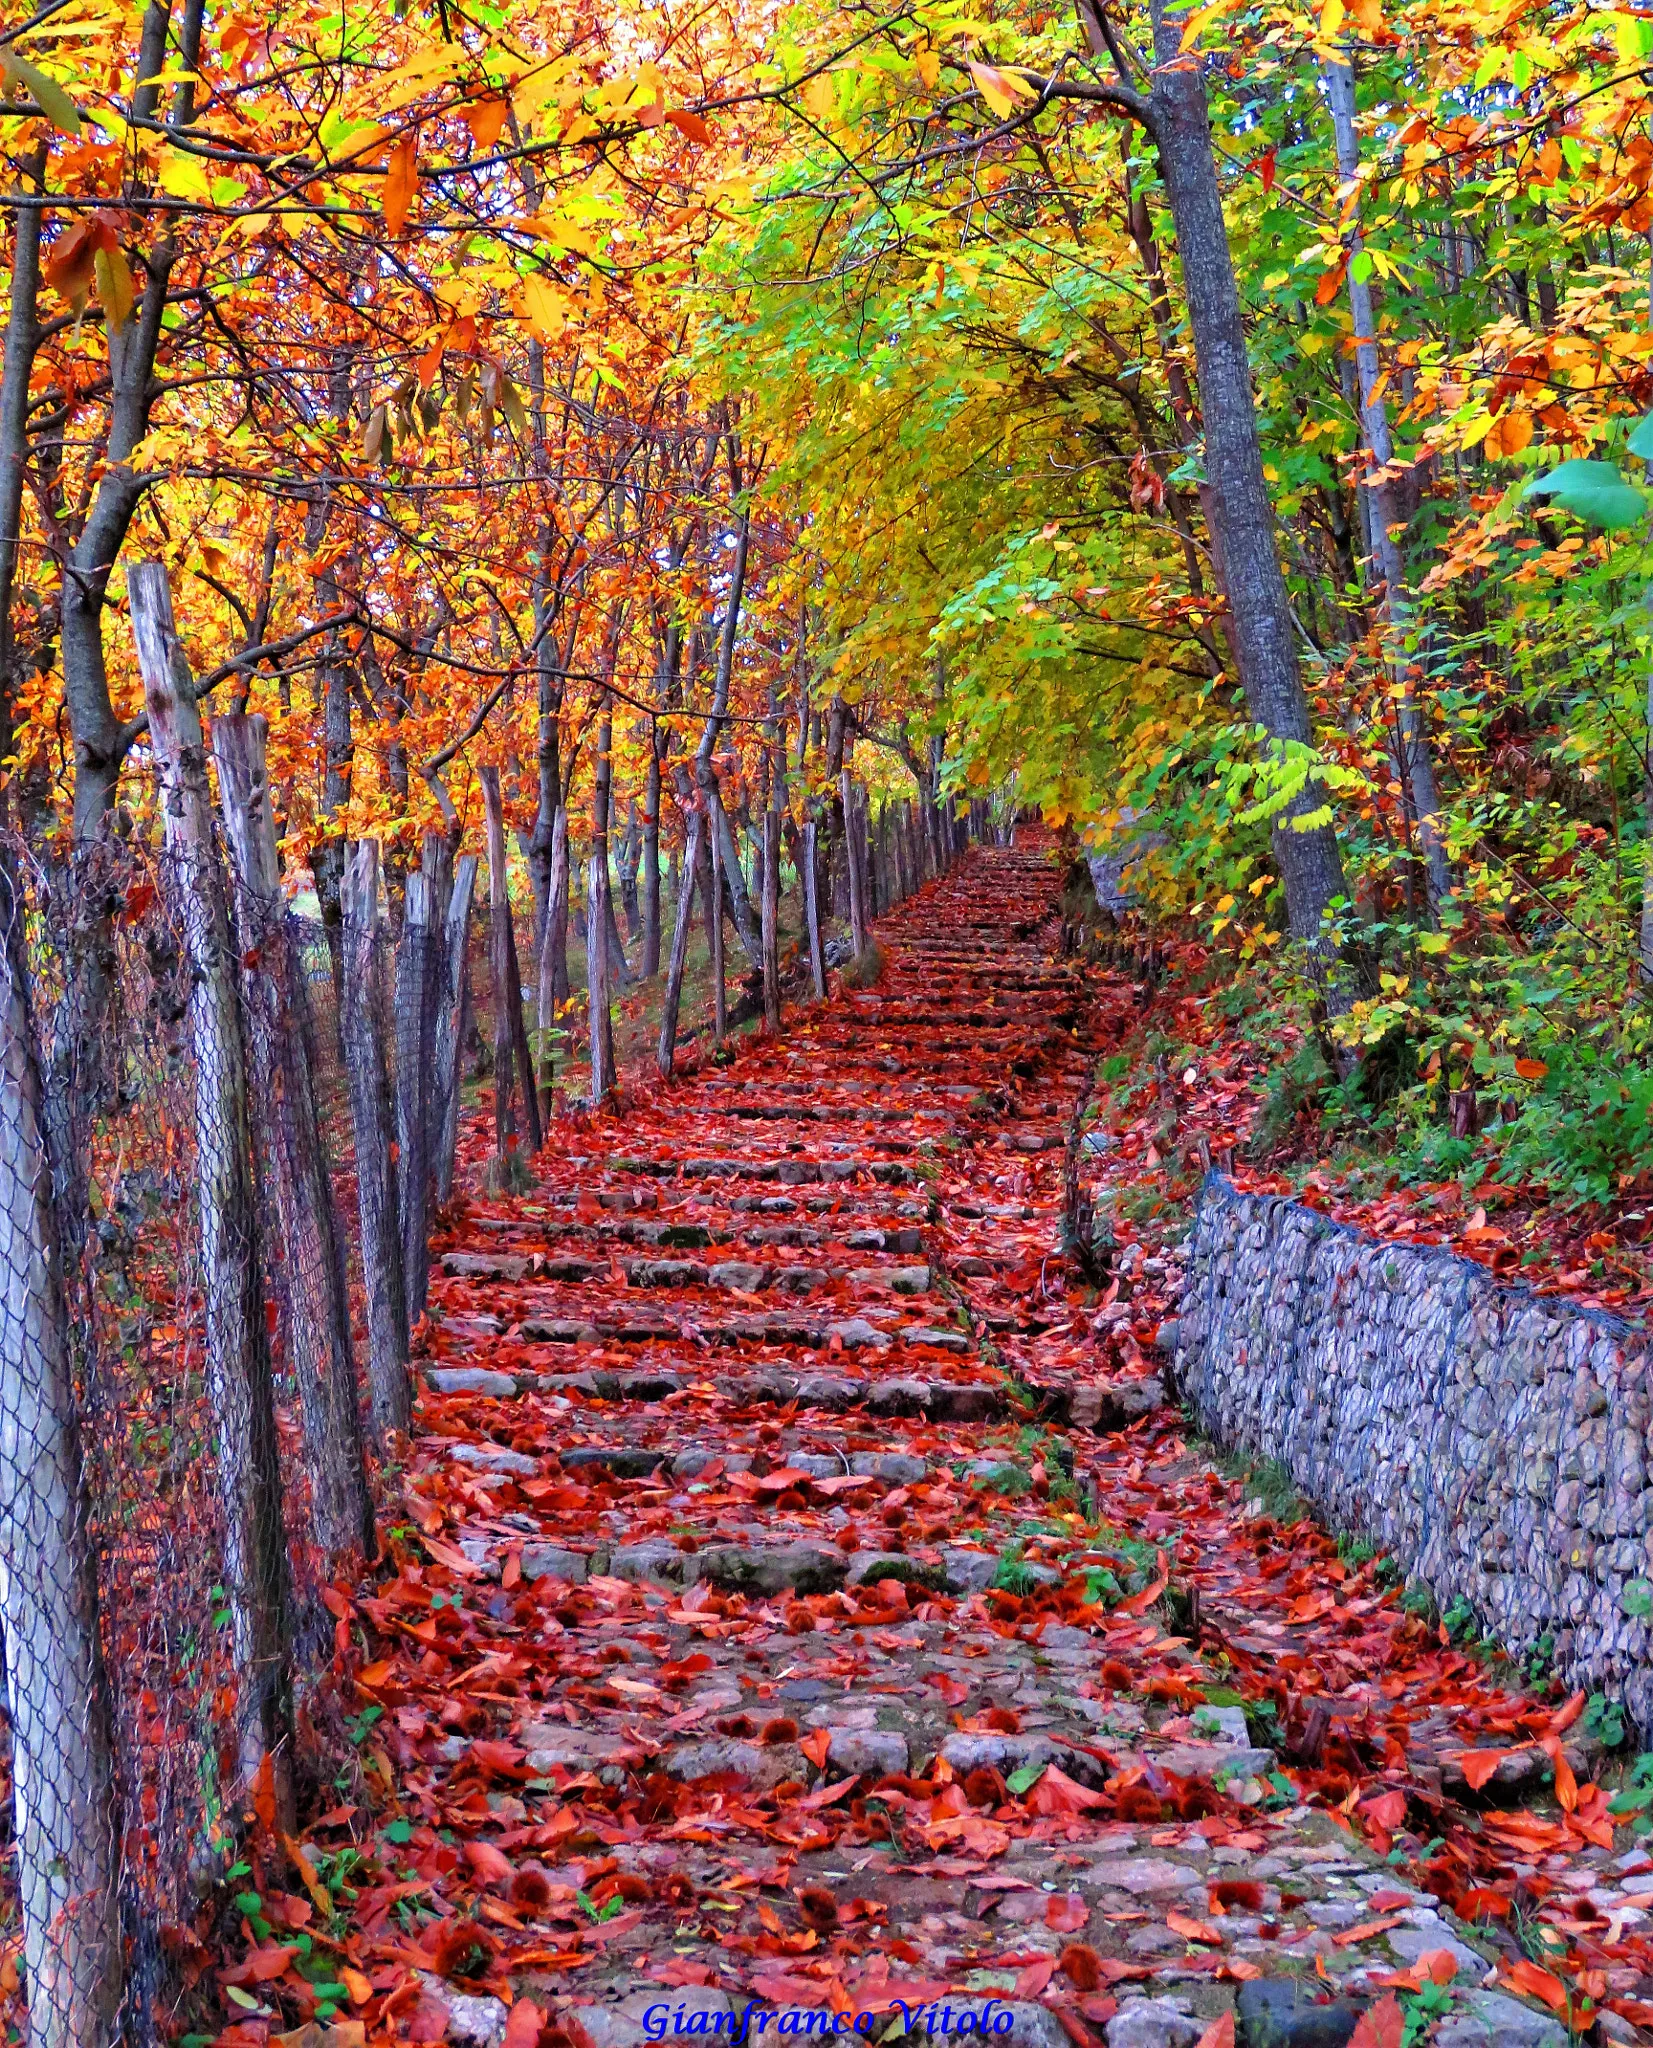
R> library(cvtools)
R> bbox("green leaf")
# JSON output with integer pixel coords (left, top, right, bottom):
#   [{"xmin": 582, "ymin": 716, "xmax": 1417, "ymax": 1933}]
[
  {"xmin": 382, "ymin": 1817, "xmax": 412, "ymax": 1843},
  {"xmin": 1625, "ymin": 1579, "xmax": 1653, "ymax": 1619},
  {"xmin": 1629, "ymin": 407, "xmax": 1653, "ymax": 462},
  {"xmin": 1523, "ymin": 459, "xmax": 1647, "ymax": 531},
  {"xmin": 1, "ymin": 52, "xmax": 83, "ymax": 134},
  {"xmin": 1005, "ymin": 1762, "xmax": 1046, "ymax": 1795}
]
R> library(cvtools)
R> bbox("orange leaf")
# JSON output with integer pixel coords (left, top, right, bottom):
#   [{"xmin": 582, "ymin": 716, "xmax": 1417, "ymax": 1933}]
[
  {"xmin": 1347, "ymin": 1995, "xmax": 1404, "ymax": 2048},
  {"xmin": 1505, "ymin": 1959, "xmax": 1569, "ymax": 2013},
  {"xmin": 1315, "ymin": 257, "xmax": 1348, "ymax": 306},
  {"xmin": 1194, "ymin": 2017, "xmax": 1234, "ymax": 2048},
  {"xmin": 1024, "ymin": 1763, "xmax": 1107, "ymax": 1813},
  {"xmin": 464, "ymin": 96, "xmax": 509, "ymax": 149},
  {"xmin": 503, "ymin": 2000, "xmax": 544, "ymax": 2048},
  {"xmin": 1457, "ymin": 1747, "xmax": 1514, "ymax": 1791},
  {"xmin": 799, "ymin": 1727, "xmax": 832, "ymax": 1770},
  {"xmin": 252, "ymin": 1753, "xmax": 277, "ymax": 1831},
  {"xmin": 340, "ymin": 1967, "xmax": 373, "ymax": 2007},
  {"xmin": 1542, "ymin": 1735, "xmax": 1578, "ymax": 1812},
  {"xmin": 384, "ymin": 136, "xmax": 417, "ymax": 236},
  {"xmin": 1515, "ymin": 1056, "xmax": 1549, "ymax": 1080},
  {"xmin": 666, "ymin": 107, "xmax": 712, "ymax": 143},
  {"xmin": 1550, "ymin": 1691, "xmax": 1586, "ymax": 1735},
  {"xmin": 1167, "ymin": 1910, "xmax": 1222, "ymax": 1946}
]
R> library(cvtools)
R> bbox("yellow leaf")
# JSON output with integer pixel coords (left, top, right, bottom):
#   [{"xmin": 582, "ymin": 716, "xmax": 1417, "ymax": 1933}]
[
  {"xmin": 519, "ymin": 271, "xmax": 567, "ymax": 340},
  {"xmin": 802, "ymin": 72, "xmax": 835, "ymax": 121},
  {"xmin": 1178, "ymin": 1, "xmax": 1229, "ymax": 51},
  {"xmin": 1319, "ymin": 0, "xmax": 1346, "ymax": 37},
  {"xmin": 93, "ymin": 244, "xmax": 134, "ymax": 330},
  {"xmin": 1349, "ymin": 0, "xmax": 1383, "ymax": 32},
  {"xmin": 968, "ymin": 59, "xmax": 1016, "ymax": 119},
  {"xmin": 916, "ymin": 45, "xmax": 939, "ymax": 86}
]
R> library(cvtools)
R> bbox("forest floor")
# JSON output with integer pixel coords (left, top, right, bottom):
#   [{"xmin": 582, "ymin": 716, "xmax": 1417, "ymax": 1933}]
[{"xmin": 241, "ymin": 840, "xmax": 1653, "ymax": 2048}]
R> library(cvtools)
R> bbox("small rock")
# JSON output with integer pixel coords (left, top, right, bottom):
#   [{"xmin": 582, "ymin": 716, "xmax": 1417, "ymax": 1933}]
[
  {"xmin": 940, "ymin": 1732, "xmax": 1057, "ymax": 1776},
  {"xmin": 1235, "ymin": 1980, "xmax": 1362, "ymax": 2048},
  {"xmin": 1092, "ymin": 1378, "xmax": 1167, "ymax": 1431},
  {"xmin": 1386, "ymin": 1925, "xmax": 1485, "ymax": 1977},
  {"xmin": 1433, "ymin": 1990, "xmax": 1567, "ymax": 2048},
  {"xmin": 665, "ymin": 1738, "xmax": 803, "ymax": 1789},
  {"xmin": 710, "ymin": 1260, "xmax": 767, "ymax": 1292},
  {"xmin": 447, "ymin": 1442, "xmax": 539, "ymax": 1477},
  {"xmin": 520, "ymin": 1545, "xmax": 589, "ymax": 1584},
  {"xmin": 1086, "ymin": 1857, "xmax": 1203, "ymax": 1896},
  {"xmin": 1104, "ymin": 1999, "xmax": 1203, "ymax": 2048},
  {"xmin": 850, "ymin": 1452, "xmax": 929, "ymax": 1482},
  {"xmin": 426, "ymin": 1368, "xmax": 518, "ymax": 1398},
  {"xmin": 943, "ymin": 1547, "xmax": 1000, "ymax": 1594},
  {"xmin": 574, "ymin": 1988, "xmax": 739, "ymax": 2048},
  {"xmin": 441, "ymin": 1252, "xmax": 526, "ymax": 1281},
  {"xmin": 846, "ymin": 1552, "xmax": 945, "ymax": 1590},
  {"xmin": 828, "ymin": 1317, "xmax": 889, "ymax": 1348},
  {"xmin": 696, "ymin": 1543, "xmax": 847, "ymax": 1597},
  {"xmin": 827, "ymin": 1728, "xmax": 909, "ymax": 1776},
  {"xmin": 415, "ymin": 1976, "xmax": 507, "ymax": 2048}
]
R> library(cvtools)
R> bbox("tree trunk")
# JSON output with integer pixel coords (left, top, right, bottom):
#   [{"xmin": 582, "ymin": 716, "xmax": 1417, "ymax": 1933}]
[
  {"xmin": 128, "ymin": 562, "xmax": 292, "ymax": 1807},
  {"xmin": 803, "ymin": 820, "xmax": 827, "ymax": 999},
  {"xmin": 1147, "ymin": 0, "xmax": 1356, "ymax": 998},
  {"xmin": 433, "ymin": 854, "xmax": 478, "ymax": 1207},
  {"xmin": 657, "ymin": 810, "xmax": 703, "ymax": 1077},
  {"xmin": 536, "ymin": 808, "xmax": 567, "ymax": 1124},
  {"xmin": 0, "ymin": 844, "xmax": 122, "ymax": 2048},
  {"xmin": 710, "ymin": 818, "xmax": 727, "ymax": 1045},
  {"xmin": 1324, "ymin": 52, "xmax": 1451, "ymax": 918},
  {"xmin": 481, "ymin": 768, "xmax": 519, "ymax": 1162},
  {"xmin": 642, "ymin": 745, "xmax": 662, "ymax": 977},
  {"xmin": 213, "ymin": 714, "xmax": 372, "ymax": 1567},
  {"xmin": 841, "ymin": 771, "xmax": 868, "ymax": 956},
  {"xmin": 480, "ymin": 770, "xmax": 542, "ymax": 1155},
  {"xmin": 587, "ymin": 853, "xmax": 616, "ymax": 1100},
  {"xmin": 762, "ymin": 808, "xmax": 781, "ymax": 1033},
  {"xmin": 341, "ymin": 841, "xmax": 410, "ymax": 1442},
  {"xmin": 395, "ymin": 873, "xmax": 434, "ymax": 1329}
]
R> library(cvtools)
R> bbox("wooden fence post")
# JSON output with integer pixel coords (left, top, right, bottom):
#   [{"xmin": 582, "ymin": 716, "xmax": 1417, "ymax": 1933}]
[
  {"xmin": 214, "ymin": 713, "xmax": 372, "ymax": 1566},
  {"xmin": 396, "ymin": 872, "xmax": 434, "ymax": 1327},
  {"xmin": 0, "ymin": 843, "xmax": 121, "ymax": 2048},
  {"xmin": 128, "ymin": 560, "xmax": 292, "ymax": 1808},
  {"xmin": 341, "ymin": 841, "xmax": 410, "ymax": 1442},
  {"xmin": 432, "ymin": 853, "xmax": 478, "ymax": 1207}
]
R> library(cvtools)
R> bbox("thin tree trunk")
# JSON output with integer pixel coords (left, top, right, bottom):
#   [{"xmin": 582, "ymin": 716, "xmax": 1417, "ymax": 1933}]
[
  {"xmin": 803, "ymin": 821, "xmax": 827, "ymax": 999},
  {"xmin": 395, "ymin": 874, "xmax": 436, "ymax": 1328},
  {"xmin": 481, "ymin": 768, "xmax": 519, "ymax": 1163},
  {"xmin": 213, "ymin": 714, "xmax": 372, "ymax": 1566},
  {"xmin": 642, "ymin": 743, "xmax": 662, "ymax": 977},
  {"xmin": 587, "ymin": 853, "xmax": 616, "ymax": 1099},
  {"xmin": 128, "ymin": 562, "xmax": 292, "ymax": 1809},
  {"xmin": 0, "ymin": 150, "xmax": 43, "ymax": 817},
  {"xmin": 341, "ymin": 841, "xmax": 410, "ymax": 1442},
  {"xmin": 657, "ymin": 810, "xmax": 703, "ymax": 1077},
  {"xmin": 762, "ymin": 808, "xmax": 781, "ymax": 1032},
  {"xmin": 536, "ymin": 807, "xmax": 568, "ymax": 1124},
  {"xmin": 0, "ymin": 844, "xmax": 121, "ymax": 2048},
  {"xmin": 433, "ymin": 853, "xmax": 478, "ymax": 1207},
  {"xmin": 842, "ymin": 770, "xmax": 868, "ymax": 956},
  {"xmin": 1324, "ymin": 52, "xmax": 1451, "ymax": 917},
  {"xmin": 710, "ymin": 818, "xmax": 727, "ymax": 1044}
]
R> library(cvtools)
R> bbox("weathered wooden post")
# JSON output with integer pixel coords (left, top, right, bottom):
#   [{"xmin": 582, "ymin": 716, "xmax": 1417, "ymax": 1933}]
[
  {"xmin": 128, "ymin": 560, "xmax": 292, "ymax": 1809},
  {"xmin": 841, "ymin": 769, "xmax": 867, "ymax": 957},
  {"xmin": 396, "ymin": 870, "xmax": 434, "ymax": 1326},
  {"xmin": 0, "ymin": 844, "xmax": 121, "ymax": 2048},
  {"xmin": 481, "ymin": 768, "xmax": 542, "ymax": 1157},
  {"xmin": 761, "ymin": 808, "xmax": 782, "ymax": 1033},
  {"xmin": 341, "ymin": 841, "xmax": 411, "ymax": 1442},
  {"xmin": 432, "ymin": 852, "xmax": 477, "ymax": 1206},
  {"xmin": 214, "ymin": 713, "xmax": 372, "ymax": 1564}
]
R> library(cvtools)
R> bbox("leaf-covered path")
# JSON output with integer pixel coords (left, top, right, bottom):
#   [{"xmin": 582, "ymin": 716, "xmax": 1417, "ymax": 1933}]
[{"xmin": 315, "ymin": 843, "xmax": 1633, "ymax": 2048}]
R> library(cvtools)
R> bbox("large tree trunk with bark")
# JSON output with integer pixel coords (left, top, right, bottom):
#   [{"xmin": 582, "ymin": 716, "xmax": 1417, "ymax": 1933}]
[
  {"xmin": 1146, "ymin": 0, "xmax": 1357, "ymax": 1000},
  {"xmin": 128, "ymin": 563, "xmax": 292, "ymax": 1808},
  {"xmin": 213, "ymin": 714, "xmax": 371, "ymax": 1567},
  {"xmin": 587, "ymin": 854, "xmax": 616, "ymax": 1099},
  {"xmin": 803, "ymin": 821, "xmax": 827, "ymax": 999},
  {"xmin": 0, "ymin": 844, "xmax": 122, "ymax": 2048},
  {"xmin": 341, "ymin": 841, "xmax": 410, "ymax": 1442},
  {"xmin": 642, "ymin": 743, "xmax": 662, "ymax": 978}
]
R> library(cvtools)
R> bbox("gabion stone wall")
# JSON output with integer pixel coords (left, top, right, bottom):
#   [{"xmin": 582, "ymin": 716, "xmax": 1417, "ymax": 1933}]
[{"xmin": 1171, "ymin": 1174, "xmax": 1653, "ymax": 1729}]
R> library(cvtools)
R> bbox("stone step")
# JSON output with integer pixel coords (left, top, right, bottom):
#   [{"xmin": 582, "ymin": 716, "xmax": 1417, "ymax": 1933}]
[
  {"xmin": 424, "ymin": 1362, "xmax": 1003, "ymax": 1419},
  {"xmin": 438, "ymin": 1251, "xmax": 934, "ymax": 1294}
]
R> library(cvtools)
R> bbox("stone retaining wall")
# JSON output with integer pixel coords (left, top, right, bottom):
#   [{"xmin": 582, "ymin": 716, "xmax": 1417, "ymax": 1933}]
[{"xmin": 1171, "ymin": 1174, "xmax": 1653, "ymax": 1729}]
